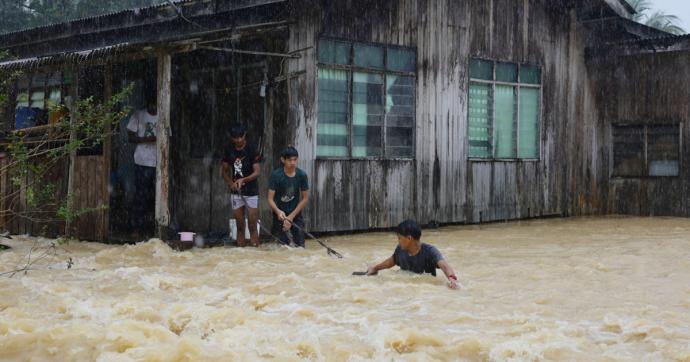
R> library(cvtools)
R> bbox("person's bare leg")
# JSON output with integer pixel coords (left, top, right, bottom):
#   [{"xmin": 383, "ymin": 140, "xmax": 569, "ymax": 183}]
[
  {"xmin": 247, "ymin": 207, "xmax": 259, "ymax": 247},
  {"xmin": 233, "ymin": 207, "xmax": 246, "ymax": 247}
]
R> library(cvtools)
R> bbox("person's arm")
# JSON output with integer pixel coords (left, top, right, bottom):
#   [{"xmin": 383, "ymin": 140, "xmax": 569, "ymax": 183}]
[
  {"xmin": 437, "ymin": 259, "xmax": 459, "ymax": 289},
  {"xmin": 222, "ymin": 161, "xmax": 237, "ymax": 191},
  {"xmin": 267, "ymin": 189, "xmax": 286, "ymax": 220},
  {"xmin": 367, "ymin": 256, "xmax": 395, "ymax": 275},
  {"xmin": 287, "ymin": 172, "xmax": 310, "ymax": 222},
  {"xmin": 127, "ymin": 115, "xmax": 156, "ymax": 143},
  {"xmin": 138, "ymin": 135, "xmax": 157, "ymax": 143},
  {"xmin": 127, "ymin": 115, "xmax": 143, "ymax": 143},
  {"xmin": 287, "ymin": 189, "xmax": 309, "ymax": 221}
]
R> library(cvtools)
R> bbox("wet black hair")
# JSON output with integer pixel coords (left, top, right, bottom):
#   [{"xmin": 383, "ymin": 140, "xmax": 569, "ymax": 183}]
[
  {"xmin": 281, "ymin": 146, "xmax": 299, "ymax": 159},
  {"xmin": 397, "ymin": 219, "xmax": 422, "ymax": 240},
  {"xmin": 230, "ymin": 124, "xmax": 247, "ymax": 138}
]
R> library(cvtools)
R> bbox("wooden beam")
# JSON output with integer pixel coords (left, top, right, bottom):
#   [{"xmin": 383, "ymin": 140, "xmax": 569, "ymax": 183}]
[
  {"xmin": 65, "ymin": 68, "xmax": 79, "ymax": 237},
  {"xmin": 156, "ymin": 52, "xmax": 172, "ymax": 239},
  {"xmin": 101, "ymin": 64, "xmax": 113, "ymax": 242}
]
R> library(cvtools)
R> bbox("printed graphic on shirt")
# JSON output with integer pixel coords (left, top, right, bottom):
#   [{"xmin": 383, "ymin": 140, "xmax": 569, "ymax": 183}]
[
  {"xmin": 144, "ymin": 122, "xmax": 155, "ymax": 138},
  {"xmin": 233, "ymin": 157, "xmax": 244, "ymax": 178},
  {"xmin": 280, "ymin": 187, "xmax": 295, "ymax": 204}
]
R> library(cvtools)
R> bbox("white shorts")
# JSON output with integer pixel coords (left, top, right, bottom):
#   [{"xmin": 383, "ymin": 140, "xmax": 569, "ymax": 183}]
[{"xmin": 231, "ymin": 194, "xmax": 259, "ymax": 210}]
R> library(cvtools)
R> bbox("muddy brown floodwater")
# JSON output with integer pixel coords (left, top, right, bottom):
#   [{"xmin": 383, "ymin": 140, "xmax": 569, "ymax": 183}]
[{"xmin": 1, "ymin": 216, "xmax": 689, "ymax": 361}]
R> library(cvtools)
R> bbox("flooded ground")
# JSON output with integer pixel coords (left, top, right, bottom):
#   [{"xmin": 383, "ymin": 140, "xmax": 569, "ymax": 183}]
[{"xmin": 1, "ymin": 216, "xmax": 689, "ymax": 361}]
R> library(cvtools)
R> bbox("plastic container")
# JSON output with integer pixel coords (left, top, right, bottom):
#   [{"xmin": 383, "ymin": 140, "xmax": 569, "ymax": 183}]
[
  {"xmin": 178, "ymin": 232, "xmax": 195, "ymax": 242},
  {"xmin": 229, "ymin": 219, "xmax": 260, "ymax": 240}
]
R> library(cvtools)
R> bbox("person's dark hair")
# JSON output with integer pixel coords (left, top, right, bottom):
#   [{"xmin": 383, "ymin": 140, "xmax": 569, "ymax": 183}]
[
  {"xmin": 281, "ymin": 146, "xmax": 299, "ymax": 159},
  {"xmin": 397, "ymin": 219, "xmax": 422, "ymax": 240},
  {"xmin": 230, "ymin": 124, "xmax": 247, "ymax": 138}
]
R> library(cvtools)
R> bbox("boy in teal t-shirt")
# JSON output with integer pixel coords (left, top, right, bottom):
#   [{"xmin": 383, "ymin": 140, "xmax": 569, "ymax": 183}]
[{"xmin": 267, "ymin": 147, "xmax": 310, "ymax": 247}]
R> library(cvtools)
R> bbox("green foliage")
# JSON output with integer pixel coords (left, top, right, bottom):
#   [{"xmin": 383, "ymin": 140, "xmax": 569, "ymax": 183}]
[
  {"xmin": 626, "ymin": 0, "xmax": 686, "ymax": 35},
  {"xmin": 5, "ymin": 83, "xmax": 133, "ymax": 228}
]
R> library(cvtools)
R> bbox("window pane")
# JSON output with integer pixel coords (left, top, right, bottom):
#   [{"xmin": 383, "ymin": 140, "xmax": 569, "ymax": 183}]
[
  {"xmin": 470, "ymin": 59, "xmax": 493, "ymax": 80},
  {"xmin": 496, "ymin": 62, "xmax": 517, "ymax": 83},
  {"xmin": 16, "ymin": 92, "xmax": 29, "ymax": 108},
  {"xmin": 354, "ymin": 44, "xmax": 384, "ymax": 69},
  {"xmin": 318, "ymin": 39, "xmax": 350, "ymax": 65},
  {"xmin": 31, "ymin": 74, "xmax": 46, "ymax": 88},
  {"xmin": 648, "ymin": 125, "xmax": 679, "ymax": 176},
  {"xmin": 518, "ymin": 87, "xmax": 540, "ymax": 158},
  {"xmin": 47, "ymin": 72, "xmax": 62, "ymax": 87},
  {"xmin": 30, "ymin": 91, "xmax": 45, "ymax": 109},
  {"xmin": 47, "ymin": 88, "xmax": 61, "ymax": 108},
  {"xmin": 352, "ymin": 72, "xmax": 384, "ymax": 157},
  {"xmin": 468, "ymin": 82, "xmax": 492, "ymax": 158},
  {"xmin": 17, "ymin": 76, "xmax": 30, "ymax": 89},
  {"xmin": 494, "ymin": 85, "xmax": 516, "ymax": 158},
  {"xmin": 317, "ymin": 68, "xmax": 350, "ymax": 157},
  {"xmin": 613, "ymin": 126, "xmax": 645, "ymax": 177},
  {"xmin": 386, "ymin": 75, "xmax": 415, "ymax": 157},
  {"xmin": 63, "ymin": 71, "xmax": 75, "ymax": 85},
  {"xmin": 387, "ymin": 48, "xmax": 416, "ymax": 72},
  {"xmin": 520, "ymin": 65, "xmax": 541, "ymax": 84}
]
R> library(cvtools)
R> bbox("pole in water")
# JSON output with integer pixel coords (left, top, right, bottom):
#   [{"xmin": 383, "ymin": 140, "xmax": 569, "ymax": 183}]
[
  {"xmin": 236, "ymin": 189, "xmax": 342, "ymax": 258},
  {"xmin": 284, "ymin": 218, "xmax": 343, "ymax": 258}
]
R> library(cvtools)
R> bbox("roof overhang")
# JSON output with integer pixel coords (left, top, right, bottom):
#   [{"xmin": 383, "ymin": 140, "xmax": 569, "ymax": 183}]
[{"xmin": 0, "ymin": 0, "xmax": 289, "ymax": 70}]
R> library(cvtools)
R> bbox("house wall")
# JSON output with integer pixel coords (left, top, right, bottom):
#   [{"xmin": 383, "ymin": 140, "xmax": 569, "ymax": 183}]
[
  {"xmin": 287, "ymin": 0, "xmax": 604, "ymax": 232},
  {"xmin": 590, "ymin": 50, "xmax": 690, "ymax": 216}
]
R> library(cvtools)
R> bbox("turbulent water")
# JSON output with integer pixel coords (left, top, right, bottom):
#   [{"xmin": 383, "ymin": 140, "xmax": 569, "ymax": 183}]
[{"xmin": 1, "ymin": 216, "xmax": 689, "ymax": 361}]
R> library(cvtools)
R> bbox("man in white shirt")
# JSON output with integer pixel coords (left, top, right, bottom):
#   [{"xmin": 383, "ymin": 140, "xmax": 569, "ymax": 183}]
[{"xmin": 127, "ymin": 99, "xmax": 158, "ymax": 238}]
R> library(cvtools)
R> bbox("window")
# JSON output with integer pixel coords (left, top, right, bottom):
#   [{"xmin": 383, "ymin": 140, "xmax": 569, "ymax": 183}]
[
  {"xmin": 468, "ymin": 59, "xmax": 541, "ymax": 160},
  {"xmin": 317, "ymin": 39, "xmax": 416, "ymax": 158},
  {"xmin": 14, "ymin": 72, "xmax": 71, "ymax": 129},
  {"xmin": 612, "ymin": 124, "xmax": 680, "ymax": 177}
]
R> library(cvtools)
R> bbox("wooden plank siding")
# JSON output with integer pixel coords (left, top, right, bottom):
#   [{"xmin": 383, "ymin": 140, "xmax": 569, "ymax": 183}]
[
  {"xmin": 590, "ymin": 51, "xmax": 690, "ymax": 217},
  {"xmin": 288, "ymin": 0, "xmax": 603, "ymax": 232},
  {"xmin": 71, "ymin": 156, "xmax": 107, "ymax": 241}
]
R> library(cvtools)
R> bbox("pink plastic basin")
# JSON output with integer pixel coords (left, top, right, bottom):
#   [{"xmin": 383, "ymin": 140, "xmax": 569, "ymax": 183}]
[{"xmin": 179, "ymin": 232, "xmax": 196, "ymax": 242}]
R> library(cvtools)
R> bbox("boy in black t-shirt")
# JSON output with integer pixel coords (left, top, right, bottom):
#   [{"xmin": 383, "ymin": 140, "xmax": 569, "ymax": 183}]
[
  {"xmin": 366, "ymin": 219, "xmax": 459, "ymax": 289},
  {"xmin": 222, "ymin": 124, "xmax": 261, "ymax": 247}
]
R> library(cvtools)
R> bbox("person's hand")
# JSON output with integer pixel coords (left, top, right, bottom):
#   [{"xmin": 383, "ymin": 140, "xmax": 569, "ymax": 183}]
[
  {"xmin": 236, "ymin": 178, "xmax": 245, "ymax": 190},
  {"xmin": 282, "ymin": 219, "xmax": 292, "ymax": 232},
  {"xmin": 276, "ymin": 211, "xmax": 287, "ymax": 221},
  {"xmin": 366, "ymin": 266, "xmax": 378, "ymax": 275},
  {"xmin": 229, "ymin": 181, "xmax": 238, "ymax": 192},
  {"xmin": 447, "ymin": 274, "xmax": 459, "ymax": 290}
]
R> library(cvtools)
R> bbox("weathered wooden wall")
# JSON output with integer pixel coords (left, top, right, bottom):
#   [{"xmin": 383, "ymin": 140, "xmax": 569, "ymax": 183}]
[
  {"xmin": 590, "ymin": 51, "xmax": 690, "ymax": 216},
  {"xmin": 70, "ymin": 155, "xmax": 108, "ymax": 240},
  {"xmin": 288, "ymin": 0, "xmax": 603, "ymax": 232}
]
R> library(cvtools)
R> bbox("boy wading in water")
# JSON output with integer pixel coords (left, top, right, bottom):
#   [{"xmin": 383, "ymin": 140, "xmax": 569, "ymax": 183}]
[
  {"xmin": 367, "ymin": 219, "xmax": 459, "ymax": 289},
  {"xmin": 267, "ymin": 147, "xmax": 310, "ymax": 247},
  {"xmin": 222, "ymin": 124, "xmax": 261, "ymax": 247}
]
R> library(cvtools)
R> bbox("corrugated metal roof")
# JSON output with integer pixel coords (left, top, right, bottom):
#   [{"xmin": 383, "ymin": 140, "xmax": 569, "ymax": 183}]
[
  {"xmin": 0, "ymin": 0, "xmax": 187, "ymax": 38},
  {"xmin": 0, "ymin": 43, "xmax": 133, "ymax": 70},
  {"xmin": 609, "ymin": 32, "xmax": 690, "ymax": 46}
]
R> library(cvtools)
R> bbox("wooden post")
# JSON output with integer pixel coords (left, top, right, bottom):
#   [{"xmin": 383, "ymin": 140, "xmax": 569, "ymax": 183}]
[
  {"xmin": 65, "ymin": 68, "xmax": 79, "ymax": 238},
  {"xmin": 156, "ymin": 53, "xmax": 172, "ymax": 239},
  {"xmin": 101, "ymin": 64, "xmax": 113, "ymax": 242},
  {"xmin": 0, "ymin": 153, "xmax": 6, "ymax": 230}
]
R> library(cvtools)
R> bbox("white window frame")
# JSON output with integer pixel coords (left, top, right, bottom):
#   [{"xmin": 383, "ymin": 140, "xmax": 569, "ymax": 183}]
[
  {"xmin": 467, "ymin": 58, "xmax": 542, "ymax": 162},
  {"xmin": 316, "ymin": 38, "xmax": 417, "ymax": 160}
]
